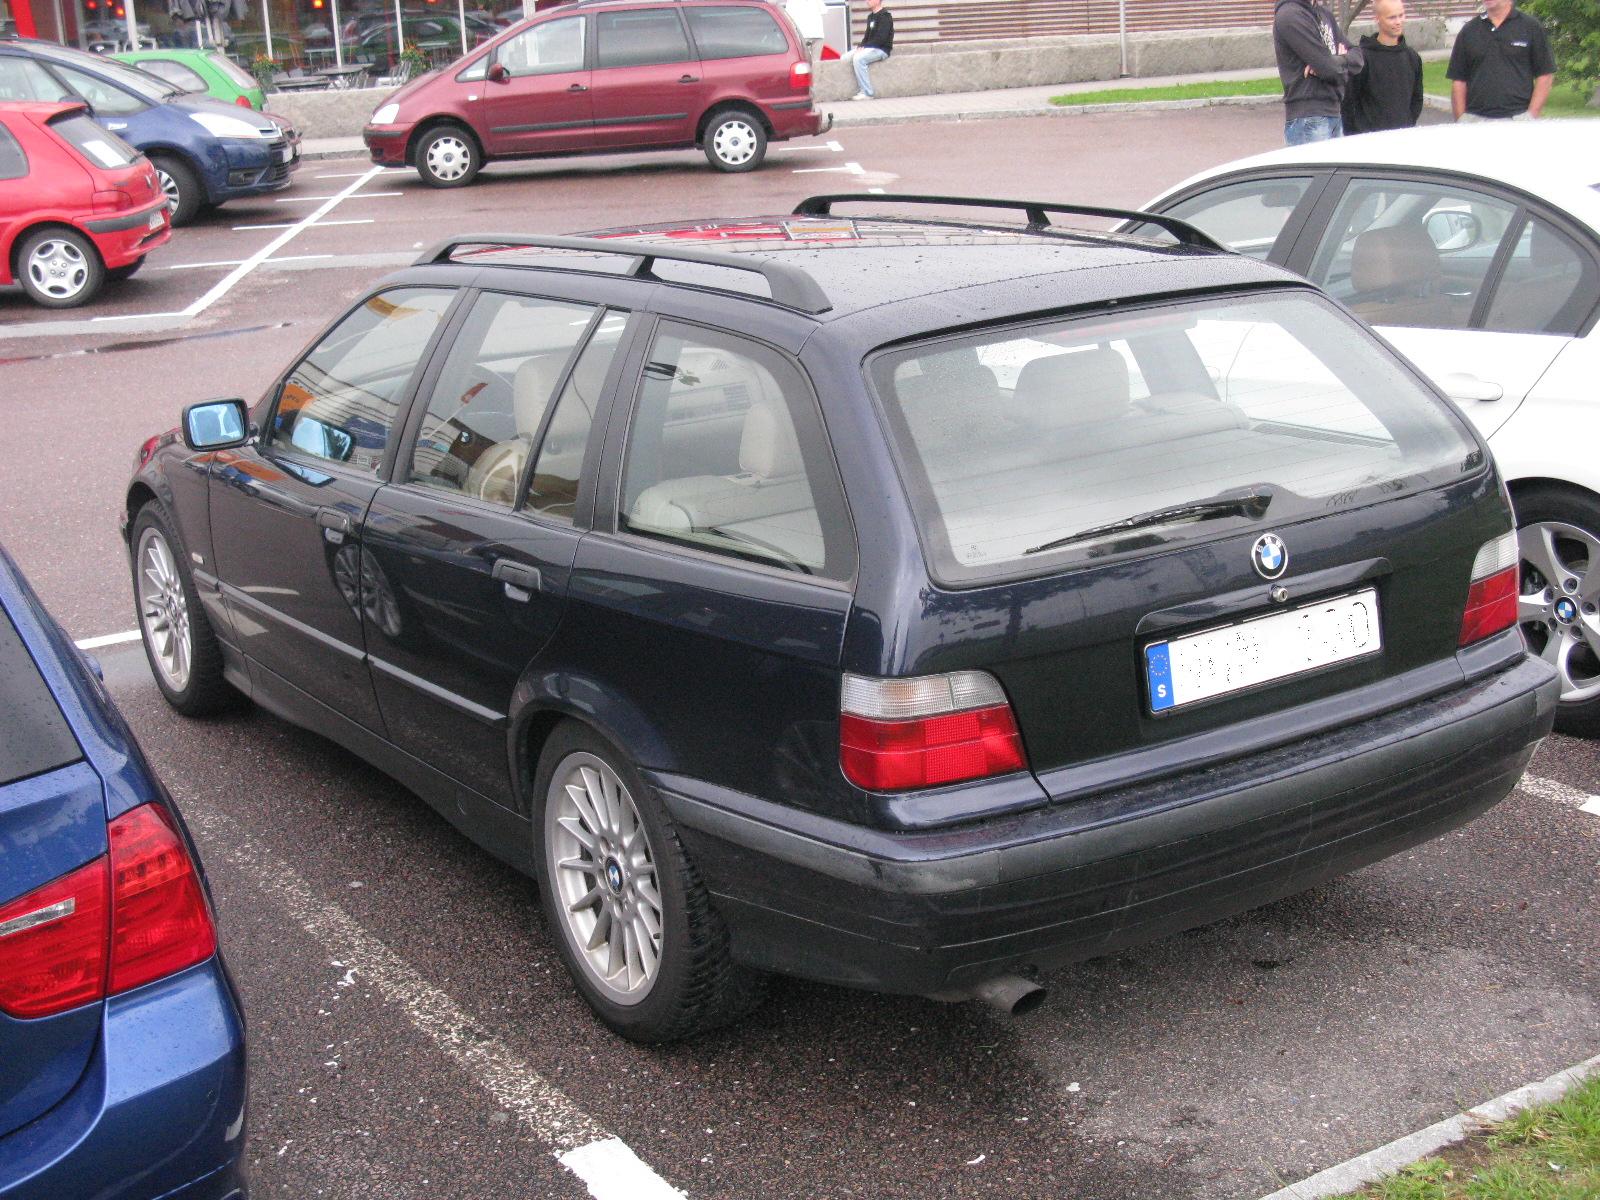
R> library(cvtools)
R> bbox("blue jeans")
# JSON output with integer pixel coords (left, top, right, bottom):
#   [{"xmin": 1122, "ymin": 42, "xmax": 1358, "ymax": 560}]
[
  {"xmin": 851, "ymin": 46, "xmax": 887, "ymax": 96},
  {"xmin": 1285, "ymin": 115, "xmax": 1342, "ymax": 145}
]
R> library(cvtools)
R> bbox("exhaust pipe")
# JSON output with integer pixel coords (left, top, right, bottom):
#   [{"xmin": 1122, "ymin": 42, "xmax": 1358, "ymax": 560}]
[{"xmin": 969, "ymin": 973, "xmax": 1047, "ymax": 1018}]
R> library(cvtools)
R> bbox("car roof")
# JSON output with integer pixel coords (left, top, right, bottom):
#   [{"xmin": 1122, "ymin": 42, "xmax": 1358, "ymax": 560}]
[{"xmin": 1158, "ymin": 121, "xmax": 1600, "ymax": 230}]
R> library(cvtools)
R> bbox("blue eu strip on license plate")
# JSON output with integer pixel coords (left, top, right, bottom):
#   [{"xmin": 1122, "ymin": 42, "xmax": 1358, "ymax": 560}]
[{"xmin": 1146, "ymin": 642, "xmax": 1175, "ymax": 712}]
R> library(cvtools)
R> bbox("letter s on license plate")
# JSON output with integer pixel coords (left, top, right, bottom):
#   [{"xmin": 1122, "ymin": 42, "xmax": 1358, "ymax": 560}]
[{"xmin": 1145, "ymin": 588, "xmax": 1381, "ymax": 713}]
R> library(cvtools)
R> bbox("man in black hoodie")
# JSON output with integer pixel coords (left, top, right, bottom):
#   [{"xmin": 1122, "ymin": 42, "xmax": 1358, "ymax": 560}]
[
  {"xmin": 1273, "ymin": 0, "xmax": 1365, "ymax": 144},
  {"xmin": 1342, "ymin": 0, "xmax": 1423, "ymax": 133}
]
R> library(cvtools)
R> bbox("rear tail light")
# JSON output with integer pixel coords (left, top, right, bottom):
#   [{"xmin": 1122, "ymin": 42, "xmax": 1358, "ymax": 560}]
[
  {"xmin": 235, "ymin": 95, "xmax": 254, "ymax": 107},
  {"xmin": 0, "ymin": 803, "xmax": 216, "ymax": 1019},
  {"xmin": 839, "ymin": 670, "xmax": 1027, "ymax": 791},
  {"xmin": 1460, "ymin": 530, "xmax": 1519, "ymax": 647},
  {"xmin": 790, "ymin": 60, "xmax": 812, "ymax": 90},
  {"xmin": 92, "ymin": 188, "xmax": 133, "ymax": 213}
]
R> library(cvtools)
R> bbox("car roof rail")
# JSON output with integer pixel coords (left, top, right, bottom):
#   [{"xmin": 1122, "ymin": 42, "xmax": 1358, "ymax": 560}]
[
  {"xmin": 793, "ymin": 193, "xmax": 1225, "ymax": 251},
  {"xmin": 415, "ymin": 233, "xmax": 833, "ymax": 315}
]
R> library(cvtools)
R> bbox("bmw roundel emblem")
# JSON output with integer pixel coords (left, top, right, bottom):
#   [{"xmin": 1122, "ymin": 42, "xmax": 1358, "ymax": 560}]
[{"xmin": 1252, "ymin": 533, "xmax": 1288, "ymax": 581}]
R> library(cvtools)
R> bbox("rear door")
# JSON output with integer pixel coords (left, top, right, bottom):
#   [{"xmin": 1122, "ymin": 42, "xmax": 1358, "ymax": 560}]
[
  {"xmin": 209, "ymin": 287, "xmax": 456, "ymax": 732},
  {"xmin": 472, "ymin": 14, "xmax": 591, "ymax": 157},
  {"xmin": 589, "ymin": 6, "xmax": 703, "ymax": 148}
]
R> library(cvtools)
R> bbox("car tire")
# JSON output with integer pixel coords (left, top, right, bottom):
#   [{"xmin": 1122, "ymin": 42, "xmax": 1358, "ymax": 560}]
[
  {"xmin": 107, "ymin": 258, "xmax": 144, "ymax": 282},
  {"xmin": 1513, "ymin": 485, "xmax": 1600, "ymax": 737},
  {"xmin": 131, "ymin": 502, "xmax": 240, "ymax": 717},
  {"xmin": 151, "ymin": 154, "xmax": 203, "ymax": 226},
  {"xmin": 16, "ymin": 227, "xmax": 104, "ymax": 308},
  {"xmin": 415, "ymin": 125, "xmax": 481, "ymax": 188},
  {"xmin": 533, "ymin": 721, "xmax": 767, "ymax": 1042},
  {"xmin": 703, "ymin": 110, "xmax": 767, "ymax": 173}
]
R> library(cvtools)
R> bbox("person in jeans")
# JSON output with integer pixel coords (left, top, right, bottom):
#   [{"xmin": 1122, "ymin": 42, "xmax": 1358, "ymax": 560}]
[
  {"xmin": 1273, "ymin": 0, "xmax": 1364, "ymax": 144},
  {"xmin": 848, "ymin": 0, "xmax": 893, "ymax": 100},
  {"xmin": 1342, "ymin": 0, "xmax": 1422, "ymax": 134},
  {"xmin": 1448, "ymin": 0, "xmax": 1555, "ymax": 121}
]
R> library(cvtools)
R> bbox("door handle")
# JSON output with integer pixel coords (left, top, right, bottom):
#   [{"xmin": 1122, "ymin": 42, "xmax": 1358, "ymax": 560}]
[
  {"xmin": 492, "ymin": 559, "xmax": 541, "ymax": 602},
  {"xmin": 1440, "ymin": 373, "xmax": 1504, "ymax": 403},
  {"xmin": 317, "ymin": 507, "xmax": 353, "ymax": 545},
  {"xmin": 567, "ymin": 82, "xmax": 588, "ymax": 92},
  {"xmin": 678, "ymin": 74, "xmax": 699, "ymax": 83}
]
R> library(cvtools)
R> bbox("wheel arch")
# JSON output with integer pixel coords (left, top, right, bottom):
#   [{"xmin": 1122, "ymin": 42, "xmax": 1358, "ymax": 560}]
[
  {"xmin": 405, "ymin": 116, "xmax": 483, "ymax": 167},
  {"xmin": 695, "ymin": 99, "xmax": 772, "ymax": 146},
  {"xmin": 1506, "ymin": 476, "xmax": 1600, "ymax": 512},
  {"xmin": 9, "ymin": 220, "xmax": 103, "ymax": 279}
]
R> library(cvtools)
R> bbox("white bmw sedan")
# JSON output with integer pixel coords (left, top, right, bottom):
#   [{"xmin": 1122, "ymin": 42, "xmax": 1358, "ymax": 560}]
[{"xmin": 1138, "ymin": 120, "xmax": 1600, "ymax": 736}]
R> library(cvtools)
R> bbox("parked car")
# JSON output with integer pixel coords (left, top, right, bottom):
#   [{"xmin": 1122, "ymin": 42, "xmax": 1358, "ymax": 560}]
[
  {"xmin": 362, "ymin": 0, "xmax": 829, "ymax": 185},
  {"xmin": 123, "ymin": 195, "xmax": 1557, "ymax": 1042},
  {"xmin": 113, "ymin": 48, "xmax": 268, "ymax": 110},
  {"xmin": 1136, "ymin": 121, "xmax": 1600, "ymax": 736},
  {"xmin": 0, "ymin": 101, "xmax": 169, "ymax": 308},
  {"xmin": 0, "ymin": 543, "xmax": 246, "ymax": 1199},
  {"xmin": 0, "ymin": 37, "xmax": 299, "ymax": 224}
]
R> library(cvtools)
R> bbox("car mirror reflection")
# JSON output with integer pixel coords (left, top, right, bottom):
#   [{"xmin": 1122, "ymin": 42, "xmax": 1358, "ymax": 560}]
[{"xmin": 182, "ymin": 398, "xmax": 250, "ymax": 451}]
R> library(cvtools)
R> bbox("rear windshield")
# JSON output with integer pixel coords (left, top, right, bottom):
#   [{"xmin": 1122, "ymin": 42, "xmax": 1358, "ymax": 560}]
[
  {"xmin": 0, "ymin": 608, "xmax": 82, "ymax": 787},
  {"xmin": 49, "ymin": 113, "xmax": 139, "ymax": 168},
  {"xmin": 869, "ymin": 290, "xmax": 1482, "ymax": 584},
  {"xmin": 209, "ymin": 52, "xmax": 260, "ymax": 90}
]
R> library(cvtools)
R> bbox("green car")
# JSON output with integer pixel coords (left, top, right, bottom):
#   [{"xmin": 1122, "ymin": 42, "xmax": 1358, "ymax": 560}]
[{"xmin": 113, "ymin": 49, "xmax": 266, "ymax": 111}]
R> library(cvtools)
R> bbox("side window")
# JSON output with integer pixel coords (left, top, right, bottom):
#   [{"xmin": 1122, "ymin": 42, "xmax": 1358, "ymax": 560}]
[
  {"xmin": 620, "ymin": 323, "xmax": 852, "ymax": 580},
  {"xmin": 684, "ymin": 6, "xmax": 789, "ymax": 59},
  {"xmin": 529, "ymin": 311, "xmax": 628, "ymax": 521},
  {"xmin": 0, "ymin": 123, "xmax": 26, "ymax": 181},
  {"xmin": 498, "ymin": 16, "xmax": 585, "ymax": 77},
  {"xmin": 407, "ymin": 293, "xmax": 601, "ymax": 507},
  {"xmin": 53, "ymin": 65, "xmax": 145, "ymax": 116},
  {"xmin": 138, "ymin": 59, "xmax": 208, "ymax": 92},
  {"xmin": 1306, "ymin": 178, "xmax": 1517, "ymax": 331},
  {"xmin": 1483, "ymin": 215, "xmax": 1599, "ymax": 337},
  {"xmin": 269, "ymin": 288, "xmax": 454, "ymax": 474},
  {"xmin": 596, "ymin": 9, "xmax": 692, "ymax": 70},
  {"xmin": 0, "ymin": 58, "xmax": 73, "ymax": 102},
  {"xmin": 1154, "ymin": 176, "xmax": 1314, "ymax": 260}
]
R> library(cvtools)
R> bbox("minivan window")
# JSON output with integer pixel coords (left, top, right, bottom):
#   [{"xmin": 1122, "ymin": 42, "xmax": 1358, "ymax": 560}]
[
  {"xmin": 685, "ymin": 5, "xmax": 789, "ymax": 58},
  {"xmin": 498, "ymin": 16, "xmax": 586, "ymax": 76},
  {"xmin": 596, "ymin": 9, "xmax": 692, "ymax": 69},
  {"xmin": 870, "ymin": 292, "xmax": 1481, "ymax": 582}
]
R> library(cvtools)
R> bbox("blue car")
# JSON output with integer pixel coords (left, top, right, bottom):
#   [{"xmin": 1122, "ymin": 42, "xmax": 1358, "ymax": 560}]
[
  {"xmin": 0, "ymin": 36, "xmax": 298, "ymax": 225},
  {"xmin": 0, "ymin": 544, "xmax": 247, "ymax": 1200}
]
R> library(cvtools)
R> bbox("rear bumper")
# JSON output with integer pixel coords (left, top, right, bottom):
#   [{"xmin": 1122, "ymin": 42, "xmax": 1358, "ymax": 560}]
[
  {"xmin": 86, "ymin": 202, "xmax": 171, "ymax": 268},
  {"xmin": 0, "ymin": 959, "xmax": 248, "ymax": 1200},
  {"xmin": 766, "ymin": 103, "xmax": 830, "ymax": 139},
  {"xmin": 654, "ymin": 653, "xmax": 1559, "ymax": 996}
]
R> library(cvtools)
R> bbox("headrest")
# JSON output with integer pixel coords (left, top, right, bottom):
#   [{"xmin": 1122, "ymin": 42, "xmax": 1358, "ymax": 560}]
[
  {"xmin": 512, "ymin": 354, "xmax": 569, "ymax": 435},
  {"xmin": 1351, "ymin": 224, "xmax": 1441, "ymax": 294},
  {"xmin": 1012, "ymin": 347, "xmax": 1131, "ymax": 428},
  {"xmin": 738, "ymin": 397, "xmax": 804, "ymax": 480}
]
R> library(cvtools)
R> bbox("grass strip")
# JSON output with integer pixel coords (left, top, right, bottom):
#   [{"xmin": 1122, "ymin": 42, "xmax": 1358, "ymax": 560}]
[{"xmin": 1343, "ymin": 1070, "xmax": 1600, "ymax": 1199}]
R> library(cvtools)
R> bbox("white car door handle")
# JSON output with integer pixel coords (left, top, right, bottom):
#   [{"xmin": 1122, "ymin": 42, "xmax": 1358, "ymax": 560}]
[{"xmin": 1441, "ymin": 373, "xmax": 1504, "ymax": 403}]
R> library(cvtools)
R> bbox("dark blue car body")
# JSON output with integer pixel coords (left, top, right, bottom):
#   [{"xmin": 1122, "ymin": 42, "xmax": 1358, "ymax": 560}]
[{"xmin": 0, "ymin": 546, "xmax": 247, "ymax": 1200}]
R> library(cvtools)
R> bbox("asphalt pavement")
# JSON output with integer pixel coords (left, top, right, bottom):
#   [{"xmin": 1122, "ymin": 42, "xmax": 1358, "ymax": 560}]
[{"xmin": 2, "ymin": 103, "xmax": 1597, "ymax": 1200}]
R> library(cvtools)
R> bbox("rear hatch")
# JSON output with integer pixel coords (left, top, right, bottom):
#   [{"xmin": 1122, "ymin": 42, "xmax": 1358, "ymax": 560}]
[
  {"xmin": 0, "ymin": 604, "xmax": 105, "ymax": 1138},
  {"xmin": 867, "ymin": 287, "xmax": 1508, "ymax": 798},
  {"xmin": 46, "ymin": 110, "xmax": 164, "ymax": 211}
]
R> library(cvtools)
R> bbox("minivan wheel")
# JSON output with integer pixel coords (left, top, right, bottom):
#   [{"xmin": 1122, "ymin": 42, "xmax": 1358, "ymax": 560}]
[
  {"xmin": 151, "ymin": 154, "xmax": 202, "ymax": 226},
  {"xmin": 703, "ymin": 111, "xmax": 766, "ymax": 172},
  {"xmin": 17, "ymin": 228, "xmax": 103, "ymax": 308},
  {"xmin": 1514, "ymin": 486, "xmax": 1600, "ymax": 737},
  {"xmin": 415, "ymin": 125, "xmax": 480, "ymax": 188},
  {"xmin": 131, "ymin": 503, "xmax": 239, "ymax": 716},
  {"xmin": 533, "ymin": 722, "xmax": 766, "ymax": 1042}
]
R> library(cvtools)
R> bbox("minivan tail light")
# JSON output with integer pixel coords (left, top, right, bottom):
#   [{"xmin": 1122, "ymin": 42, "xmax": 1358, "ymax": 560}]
[
  {"xmin": 790, "ymin": 60, "xmax": 812, "ymax": 90},
  {"xmin": 839, "ymin": 671, "xmax": 1027, "ymax": 791},
  {"xmin": 108, "ymin": 803, "xmax": 217, "ymax": 995},
  {"xmin": 0, "ymin": 859, "xmax": 109, "ymax": 1019},
  {"xmin": 1460, "ymin": 531, "xmax": 1519, "ymax": 647}
]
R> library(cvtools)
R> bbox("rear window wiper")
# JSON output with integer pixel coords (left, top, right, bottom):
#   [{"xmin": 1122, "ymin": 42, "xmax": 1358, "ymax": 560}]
[{"xmin": 1024, "ymin": 487, "xmax": 1273, "ymax": 556}]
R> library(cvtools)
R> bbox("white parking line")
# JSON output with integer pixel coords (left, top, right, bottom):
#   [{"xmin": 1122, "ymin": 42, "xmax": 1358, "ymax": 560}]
[
  {"xmin": 231, "ymin": 217, "xmax": 377, "ymax": 231},
  {"xmin": 273, "ymin": 192, "xmax": 403, "ymax": 202},
  {"xmin": 181, "ymin": 808, "xmax": 686, "ymax": 1200},
  {"xmin": 75, "ymin": 629, "xmax": 141, "ymax": 650},
  {"xmin": 162, "ymin": 254, "xmax": 334, "ymax": 271},
  {"xmin": 1518, "ymin": 773, "xmax": 1600, "ymax": 816},
  {"xmin": 792, "ymin": 162, "xmax": 867, "ymax": 175}
]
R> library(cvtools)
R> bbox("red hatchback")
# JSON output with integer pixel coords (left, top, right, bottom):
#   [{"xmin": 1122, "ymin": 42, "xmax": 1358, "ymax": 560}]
[
  {"xmin": 0, "ymin": 101, "xmax": 170, "ymax": 308},
  {"xmin": 363, "ymin": 0, "xmax": 829, "ymax": 187}
]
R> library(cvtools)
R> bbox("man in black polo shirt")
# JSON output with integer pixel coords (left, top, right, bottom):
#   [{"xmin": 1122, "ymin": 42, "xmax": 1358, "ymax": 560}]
[{"xmin": 1447, "ymin": 0, "xmax": 1556, "ymax": 120}]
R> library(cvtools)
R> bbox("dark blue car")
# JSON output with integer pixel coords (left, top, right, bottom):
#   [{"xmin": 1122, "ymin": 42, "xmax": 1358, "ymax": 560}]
[
  {"xmin": 0, "ymin": 37, "xmax": 298, "ymax": 225},
  {"xmin": 0, "ymin": 545, "xmax": 247, "ymax": 1200}
]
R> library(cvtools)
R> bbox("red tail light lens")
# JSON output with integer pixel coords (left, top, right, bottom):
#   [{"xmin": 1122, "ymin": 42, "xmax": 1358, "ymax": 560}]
[
  {"xmin": 839, "ymin": 671, "xmax": 1027, "ymax": 791},
  {"xmin": 92, "ymin": 188, "xmax": 133, "ymax": 213},
  {"xmin": 108, "ymin": 804, "xmax": 217, "ymax": 995},
  {"xmin": 0, "ymin": 859, "xmax": 109, "ymax": 1018},
  {"xmin": 790, "ymin": 59, "xmax": 812, "ymax": 90},
  {"xmin": 1460, "ymin": 532, "xmax": 1520, "ymax": 647},
  {"xmin": 235, "ymin": 95, "xmax": 254, "ymax": 107}
]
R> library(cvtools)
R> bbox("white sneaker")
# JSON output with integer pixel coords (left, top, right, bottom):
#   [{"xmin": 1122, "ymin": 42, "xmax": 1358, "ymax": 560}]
[{"xmin": 851, "ymin": 92, "xmax": 871, "ymax": 101}]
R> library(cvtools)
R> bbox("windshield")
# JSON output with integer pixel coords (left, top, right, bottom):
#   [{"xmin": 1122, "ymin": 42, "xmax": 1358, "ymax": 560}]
[
  {"xmin": 37, "ymin": 45, "xmax": 176, "ymax": 101},
  {"xmin": 869, "ymin": 290, "xmax": 1482, "ymax": 584}
]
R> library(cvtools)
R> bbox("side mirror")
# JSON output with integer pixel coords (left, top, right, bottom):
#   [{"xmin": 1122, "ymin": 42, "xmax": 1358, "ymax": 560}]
[
  {"xmin": 1424, "ymin": 208, "xmax": 1483, "ymax": 253},
  {"xmin": 182, "ymin": 398, "xmax": 251, "ymax": 450},
  {"xmin": 289, "ymin": 414, "xmax": 356, "ymax": 462},
  {"xmin": 487, "ymin": 61, "xmax": 508, "ymax": 83}
]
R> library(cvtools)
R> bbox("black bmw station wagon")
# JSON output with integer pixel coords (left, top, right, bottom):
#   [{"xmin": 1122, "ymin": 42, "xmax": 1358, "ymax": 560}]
[{"xmin": 123, "ymin": 196, "xmax": 1559, "ymax": 1041}]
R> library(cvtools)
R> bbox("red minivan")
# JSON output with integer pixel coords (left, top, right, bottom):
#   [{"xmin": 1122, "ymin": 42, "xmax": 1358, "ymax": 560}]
[
  {"xmin": 0, "ymin": 100, "xmax": 170, "ymax": 308},
  {"xmin": 363, "ymin": 0, "xmax": 830, "ymax": 187}
]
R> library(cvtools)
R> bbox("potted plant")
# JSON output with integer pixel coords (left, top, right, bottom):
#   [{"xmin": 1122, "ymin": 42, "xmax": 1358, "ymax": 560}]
[
  {"xmin": 396, "ymin": 42, "xmax": 430, "ymax": 79},
  {"xmin": 249, "ymin": 54, "xmax": 278, "ymax": 90}
]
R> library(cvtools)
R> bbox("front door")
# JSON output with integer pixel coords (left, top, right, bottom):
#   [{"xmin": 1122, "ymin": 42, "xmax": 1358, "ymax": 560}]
[
  {"xmin": 209, "ymin": 287, "xmax": 457, "ymax": 732},
  {"xmin": 473, "ymin": 15, "xmax": 592, "ymax": 157},
  {"xmin": 589, "ymin": 7, "xmax": 702, "ymax": 148}
]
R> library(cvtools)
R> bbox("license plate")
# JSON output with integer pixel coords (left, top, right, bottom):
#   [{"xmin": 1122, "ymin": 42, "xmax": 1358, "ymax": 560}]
[
  {"xmin": 278, "ymin": 145, "xmax": 292, "ymax": 164},
  {"xmin": 1145, "ymin": 589, "xmax": 1380, "ymax": 713}
]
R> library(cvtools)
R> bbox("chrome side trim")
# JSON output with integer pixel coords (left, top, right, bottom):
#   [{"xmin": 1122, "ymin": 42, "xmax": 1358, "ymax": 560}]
[
  {"xmin": 368, "ymin": 655, "xmax": 506, "ymax": 726},
  {"xmin": 0, "ymin": 897, "xmax": 76, "ymax": 939}
]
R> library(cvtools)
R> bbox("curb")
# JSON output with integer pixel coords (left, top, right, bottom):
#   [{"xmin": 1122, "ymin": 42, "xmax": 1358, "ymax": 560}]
[
  {"xmin": 1256, "ymin": 1052, "xmax": 1600, "ymax": 1200},
  {"xmin": 822, "ymin": 92, "xmax": 1280, "ymax": 128}
]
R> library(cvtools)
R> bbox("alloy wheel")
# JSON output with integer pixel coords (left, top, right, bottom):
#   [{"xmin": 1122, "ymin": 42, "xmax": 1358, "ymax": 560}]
[
  {"xmin": 157, "ymin": 167, "xmax": 181, "ymax": 212},
  {"xmin": 137, "ymin": 527, "xmax": 192, "ymax": 692},
  {"xmin": 711, "ymin": 119, "xmax": 759, "ymax": 167},
  {"xmin": 546, "ymin": 752, "xmax": 664, "ymax": 1005},
  {"xmin": 1518, "ymin": 519, "xmax": 1600, "ymax": 704},
  {"xmin": 25, "ymin": 238, "xmax": 91, "ymax": 303}
]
